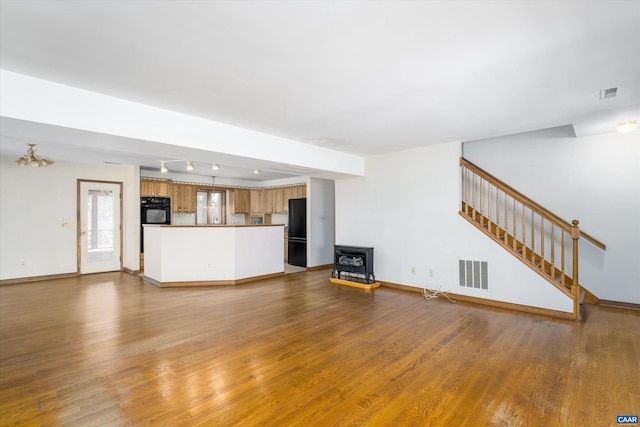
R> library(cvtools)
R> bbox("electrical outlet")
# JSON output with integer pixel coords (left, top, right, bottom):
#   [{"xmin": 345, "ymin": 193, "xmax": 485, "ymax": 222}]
[{"xmin": 411, "ymin": 267, "xmax": 416, "ymax": 275}]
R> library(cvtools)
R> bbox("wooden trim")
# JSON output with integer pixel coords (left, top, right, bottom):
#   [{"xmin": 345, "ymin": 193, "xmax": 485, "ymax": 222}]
[
  {"xmin": 77, "ymin": 179, "xmax": 124, "ymax": 274},
  {"xmin": 380, "ymin": 281, "xmax": 422, "ymax": 294},
  {"xmin": 143, "ymin": 272, "xmax": 285, "ymax": 288},
  {"xmin": 460, "ymin": 158, "xmax": 606, "ymax": 250},
  {"xmin": 235, "ymin": 272, "xmax": 284, "ymax": 285},
  {"xmin": 330, "ymin": 277, "xmax": 380, "ymax": 290},
  {"xmin": 598, "ymin": 300, "xmax": 640, "ymax": 311},
  {"xmin": 307, "ymin": 264, "xmax": 332, "ymax": 271},
  {"xmin": 77, "ymin": 180, "xmax": 81, "ymax": 273},
  {"xmin": 442, "ymin": 292, "xmax": 575, "ymax": 320},
  {"xmin": 379, "ymin": 281, "xmax": 574, "ymax": 320},
  {"xmin": 140, "ymin": 177, "xmax": 172, "ymax": 182},
  {"xmin": 0, "ymin": 272, "xmax": 79, "ymax": 286},
  {"xmin": 142, "ymin": 276, "xmax": 162, "ymax": 287}
]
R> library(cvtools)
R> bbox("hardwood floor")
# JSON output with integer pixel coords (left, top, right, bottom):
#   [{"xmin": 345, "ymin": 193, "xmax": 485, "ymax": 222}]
[{"xmin": 1, "ymin": 270, "xmax": 638, "ymax": 426}]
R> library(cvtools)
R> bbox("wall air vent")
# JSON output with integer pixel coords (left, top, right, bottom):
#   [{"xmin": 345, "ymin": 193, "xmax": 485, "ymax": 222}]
[
  {"xmin": 459, "ymin": 260, "xmax": 488, "ymax": 290},
  {"xmin": 600, "ymin": 87, "xmax": 618, "ymax": 100}
]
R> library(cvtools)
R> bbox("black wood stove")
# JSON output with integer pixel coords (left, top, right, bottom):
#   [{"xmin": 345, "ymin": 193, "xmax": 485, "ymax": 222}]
[{"xmin": 332, "ymin": 245, "xmax": 375, "ymax": 284}]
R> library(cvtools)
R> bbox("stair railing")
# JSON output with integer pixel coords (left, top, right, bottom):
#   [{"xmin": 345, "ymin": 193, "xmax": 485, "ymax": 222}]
[{"xmin": 459, "ymin": 158, "xmax": 606, "ymax": 319}]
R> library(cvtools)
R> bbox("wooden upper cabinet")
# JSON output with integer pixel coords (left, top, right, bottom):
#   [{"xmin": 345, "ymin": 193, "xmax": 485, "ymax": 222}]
[
  {"xmin": 283, "ymin": 186, "xmax": 297, "ymax": 205},
  {"xmin": 250, "ymin": 189, "xmax": 265, "ymax": 213},
  {"xmin": 172, "ymin": 184, "xmax": 196, "ymax": 213},
  {"xmin": 230, "ymin": 188, "xmax": 250, "ymax": 214},
  {"xmin": 264, "ymin": 188, "xmax": 285, "ymax": 214},
  {"xmin": 183, "ymin": 185, "xmax": 196, "ymax": 213},
  {"xmin": 282, "ymin": 185, "xmax": 306, "ymax": 212},
  {"xmin": 141, "ymin": 179, "xmax": 172, "ymax": 197},
  {"xmin": 172, "ymin": 184, "xmax": 182, "ymax": 212}
]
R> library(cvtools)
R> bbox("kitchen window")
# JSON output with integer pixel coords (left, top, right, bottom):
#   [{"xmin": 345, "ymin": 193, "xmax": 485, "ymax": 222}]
[{"xmin": 196, "ymin": 190, "xmax": 225, "ymax": 225}]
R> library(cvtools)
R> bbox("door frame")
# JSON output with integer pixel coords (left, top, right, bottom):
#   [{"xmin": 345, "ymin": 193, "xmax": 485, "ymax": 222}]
[{"xmin": 77, "ymin": 179, "xmax": 124, "ymax": 274}]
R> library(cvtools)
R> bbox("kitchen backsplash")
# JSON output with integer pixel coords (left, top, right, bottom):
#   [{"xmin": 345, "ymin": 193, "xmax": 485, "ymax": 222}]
[{"xmin": 172, "ymin": 213, "xmax": 196, "ymax": 225}]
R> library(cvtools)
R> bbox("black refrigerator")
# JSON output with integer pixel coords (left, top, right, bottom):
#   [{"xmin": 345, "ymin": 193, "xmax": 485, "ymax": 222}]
[{"xmin": 288, "ymin": 198, "xmax": 307, "ymax": 267}]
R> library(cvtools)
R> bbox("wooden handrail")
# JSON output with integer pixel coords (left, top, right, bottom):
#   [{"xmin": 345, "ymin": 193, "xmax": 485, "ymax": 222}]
[{"xmin": 460, "ymin": 158, "xmax": 606, "ymax": 250}]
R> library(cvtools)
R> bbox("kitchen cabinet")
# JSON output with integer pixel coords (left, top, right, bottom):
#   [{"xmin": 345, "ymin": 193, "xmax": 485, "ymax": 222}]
[
  {"xmin": 283, "ymin": 185, "xmax": 307, "ymax": 212},
  {"xmin": 141, "ymin": 179, "xmax": 172, "ymax": 197},
  {"xmin": 229, "ymin": 188, "xmax": 250, "ymax": 214},
  {"xmin": 283, "ymin": 186, "xmax": 297, "ymax": 208},
  {"xmin": 225, "ymin": 185, "xmax": 307, "ymax": 215},
  {"xmin": 250, "ymin": 189, "xmax": 265, "ymax": 213},
  {"xmin": 264, "ymin": 188, "xmax": 285, "ymax": 213},
  {"xmin": 172, "ymin": 184, "xmax": 196, "ymax": 213}
]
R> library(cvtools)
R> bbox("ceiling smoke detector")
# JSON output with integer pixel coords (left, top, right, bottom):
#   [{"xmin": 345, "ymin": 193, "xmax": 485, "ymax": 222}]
[{"xmin": 599, "ymin": 87, "xmax": 618, "ymax": 100}]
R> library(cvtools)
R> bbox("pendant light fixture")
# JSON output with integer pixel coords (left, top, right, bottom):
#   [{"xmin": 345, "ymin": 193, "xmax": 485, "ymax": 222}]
[
  {"xmin": 212, "ymin": 163, "xmax": 220, "ymax": 171},
  {"xmin": 186, "ymin": 160, "xmax": 195, "ymax": 171},
  {"xmin": 15, "ymin": 144, "xmax": 53, "ymax": 167}
]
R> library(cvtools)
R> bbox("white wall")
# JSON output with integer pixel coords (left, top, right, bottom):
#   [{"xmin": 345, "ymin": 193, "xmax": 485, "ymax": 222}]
[
  {"xmin": 2, "ymin": 70, "xmax": 365, "ymax": 178},
  {"xmin": 308, "ymin": 177, "xmax": 335, "ymax": 267},
  {"xmin": 0, "ymin": 155, "xmax": 140, "ymax": 280},
  {"xmin": 463, "ymin": 127, "xmax": 640, "ymax": 303},
  {"xmin": 335, "ymin": 141, "xmax": 573, "ymax": 313}
]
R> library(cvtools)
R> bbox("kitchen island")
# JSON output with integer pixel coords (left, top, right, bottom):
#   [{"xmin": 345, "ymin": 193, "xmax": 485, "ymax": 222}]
[{"xmin": 143, "ymin": 224, "xmax": 284, "ymax": 288}]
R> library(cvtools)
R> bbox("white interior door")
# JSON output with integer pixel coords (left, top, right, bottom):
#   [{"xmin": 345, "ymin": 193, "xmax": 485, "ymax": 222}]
[{"xmin": 79, "ymin": 181, "xmax": 122, "ymax": 274}]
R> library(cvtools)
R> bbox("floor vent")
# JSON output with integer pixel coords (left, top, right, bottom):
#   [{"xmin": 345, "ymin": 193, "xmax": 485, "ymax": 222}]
[{"xmin": 459, "ymin": 260, "xmax": 488, "ymax": 290}]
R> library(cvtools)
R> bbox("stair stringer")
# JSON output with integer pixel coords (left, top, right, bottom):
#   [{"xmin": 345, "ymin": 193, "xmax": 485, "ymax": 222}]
[
  {"xmin": 457, "ymin": 213, "xmax": 574, "ymax": 315},
  {"xmin": 459, "ymin": 210, "xmax": 574, "ymax": 299}
]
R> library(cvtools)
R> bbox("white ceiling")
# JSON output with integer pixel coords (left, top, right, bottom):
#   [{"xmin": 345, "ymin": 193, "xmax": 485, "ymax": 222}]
[{"xmin": 1, "ymin": 1, "xmax": 639, "ymax": 180}]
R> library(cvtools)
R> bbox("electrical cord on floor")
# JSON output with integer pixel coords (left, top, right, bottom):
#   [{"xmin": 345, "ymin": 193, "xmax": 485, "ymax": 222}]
[{"xmin": 423, "ymin": 286, "xmax": 456, "ymax": 303}]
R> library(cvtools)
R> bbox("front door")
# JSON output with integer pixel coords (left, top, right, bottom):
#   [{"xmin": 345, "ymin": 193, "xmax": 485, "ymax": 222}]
[{"xmin": 78, "ymin": 180, "xmax": 122, "ymax": 274}]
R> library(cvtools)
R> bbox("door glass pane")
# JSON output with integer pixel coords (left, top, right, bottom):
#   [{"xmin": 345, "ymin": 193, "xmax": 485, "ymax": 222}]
[
  {"xmin": 211, "ymin": 192, "xmax": 222, "ymax": 224},
  {"xmin": 87, "ymin": 189, "xmax": 114, "ymax": 261},
  {"xmin": 196, "ymin": 191, "xmax": 208, "ymax": 225},
  {"xmin": 197, "ymin": 191, "xmax": 224, "ymax": 224}
]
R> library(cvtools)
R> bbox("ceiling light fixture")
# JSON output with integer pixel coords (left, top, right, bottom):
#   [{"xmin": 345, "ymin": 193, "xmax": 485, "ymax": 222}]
[
  {"xmin": 212, "ymin": 163, "xmax": 220, "ymax": 170},
  {"xmin": 616, "ymin": 120, "xmax": 638, "ymax": 133},
  {"xmin": 15, "ymin": 143, "xmax": 53, "ymax": 167},
  {"xmin": 160, "ymin": 161, "xmax": 168, "ymax": 173},
  {"xmin": 254, "ymin": 169, "xmax": 261, "ymax": 175},
  {"xmin": 186, "ymin": 160, "xmax": 195, "ymax": 171}
]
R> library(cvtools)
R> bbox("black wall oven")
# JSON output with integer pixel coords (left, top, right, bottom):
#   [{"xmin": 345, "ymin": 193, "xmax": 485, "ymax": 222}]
[{"xmin": 141, "ymin": 197, "xmax": 171, "ymax": 253}]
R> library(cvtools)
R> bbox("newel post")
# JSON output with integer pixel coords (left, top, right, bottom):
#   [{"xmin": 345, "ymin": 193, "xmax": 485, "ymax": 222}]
[{"xmin": 570, "ymin": 220, "xmax": 581, "ymax": 320}]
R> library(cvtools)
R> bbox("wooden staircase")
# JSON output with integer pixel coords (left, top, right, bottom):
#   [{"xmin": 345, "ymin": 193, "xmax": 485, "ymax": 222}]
[{"xmin": 459, "ymin": 158, "xmax": 606, "ymax": 320}]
